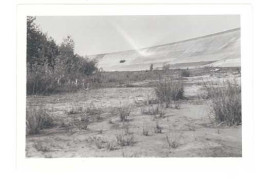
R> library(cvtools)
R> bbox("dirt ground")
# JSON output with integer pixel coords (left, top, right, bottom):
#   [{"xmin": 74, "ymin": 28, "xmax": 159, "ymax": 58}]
[{"xmin": 26, "ymin": 70, "xmax": 242, "ymax": 157}]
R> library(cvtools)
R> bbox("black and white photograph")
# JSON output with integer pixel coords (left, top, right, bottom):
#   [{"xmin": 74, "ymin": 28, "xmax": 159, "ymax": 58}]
[{"xmin": 24, "ymin": 15, "xmax": 242, "ymax": 158}]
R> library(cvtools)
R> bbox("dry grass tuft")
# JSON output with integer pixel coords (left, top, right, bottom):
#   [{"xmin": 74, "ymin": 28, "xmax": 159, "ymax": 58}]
[
  {"xmin": 154, "ymin": 78, "xmax": 184, "ymax": 108},
  {"xmin": 26, "ymin": 107, "xmax": 55, "ymax": 135},
  {"xmin": 118, "ymin": 105, "xmax": 131, "ymax": 122},
  {"xmin": 203, "ymin": 79, "xmax": 241, "ymax": 126}
]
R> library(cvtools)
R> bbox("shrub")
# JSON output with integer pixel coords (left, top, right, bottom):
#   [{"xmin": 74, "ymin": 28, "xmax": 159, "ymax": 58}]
[
  {"xmin": 154, "ymin": 121, "xmax": 163, "ymax": 134},
  {"xmin": 166, "ymin": 135, "xmax": 179, "ymax": 148},
  {"xmin": 34, "ymin": 142, "xmax": 51, "ymax": 152},
  {"xmin": 154, "ymin": 78, "xmax": 184, "ymax": 107},
  {"xmin": 27, "ymin": 71, "xmax": 59, "ymax": 95},
  {"xmin": 116, "ymin": 133, "xmax": 135, "ymax": 147},
  {"xmin": 142, "ymin": 127, "xmax": 150, "ymax": 136},
  {"xmin": 26, "ymin": 107, "xmax": 55, "ymax": 135},
  {"xmin": 91, "ymin": 136, "xmax": 107, "ymax": 149},
  {"xmin": 118, "ymin": 105, "xmax": 131, "ymax": 122},
  {"xmin": 141, "ymin": 104, "xmax": 165, "ymax": 118},
  {"xmin": 204, "ymin": 80, "xmax": 241, "ymax": 126},
  {"xmin": 180, "ymin": 69, "xmax": 190, "ymax": 77}
]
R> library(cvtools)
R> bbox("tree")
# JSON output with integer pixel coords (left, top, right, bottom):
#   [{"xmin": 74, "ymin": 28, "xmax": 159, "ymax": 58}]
[
  {"xmin": 27, "ymin": 16, "xmax": 59, "ymax": 72},
  {"xmin": 150, "ymin": 64, "xmax": 153, "ymax": 71}
]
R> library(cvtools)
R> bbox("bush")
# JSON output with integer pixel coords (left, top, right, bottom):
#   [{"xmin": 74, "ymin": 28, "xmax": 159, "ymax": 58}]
[
  {"xmin": 116, "ymin": 134, "xmax": 135, "ymax": 146},
  {"xmin": 154, "ymin": 78, "xmax": 184, "ymax": 107},
  {"xmin": 26, "ymin": 107, "xmax": 55, "ymax": 135},
  {"xmin": 204, "ymin": 80, "xmax": 241, "ymax": 126},
  {"xmin": 154, "ymin": 121, "xmax": 163, "ymax": 134},
  {"xmin": 180, "ymin": 69, "xmax": 190, "ymax": 77},
  {"xmin": 142, "ymin": 127, "xmax": 150, "ymax": 136},
  {"xmin": 27, "ymin": 71, "xmax": 59, "ymax": 95},
  {"xmin": 118, "ymin": 105, "xmax": 131, "ymax": 122}
]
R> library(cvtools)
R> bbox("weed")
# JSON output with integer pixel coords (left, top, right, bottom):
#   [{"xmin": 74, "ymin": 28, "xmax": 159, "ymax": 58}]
[
  {"xmin": 203, "ymin": 79, "xmax": 241, "ymax": 126},
  {"xmin": 180, "ymin": 69, "xmax": 190, "ymax": 77},
  {"xmin": 142, "ymin": 127, "xmax": 150, "ymax": 136},
  {"xmin": 34, "ymin": 142, "xmax": 51, "ymax": 152},
  {"xmin": 26, "ymin": 107, "xmax": 55, "ymax": 135},
  {"xmin": 154, "ymin": 121, "xmax": 163, "ymax": 134},
  {"xmin": 165, "ymin": 135, "xmax": 178, "ymax": 149},
  {"xmin": 116, "ymin": 130, "xmax": 135, "ymax": 147},
  {"xmin": 154, "ymin": 78, "xmax": 184, "ymax": 108},
  {"xmin": 118, "ymin": 105, "xmax": 131, "ymax": 122},
  {"xmin": 141, "ymin": 104, "xmax": 165, "ymax": 118}
]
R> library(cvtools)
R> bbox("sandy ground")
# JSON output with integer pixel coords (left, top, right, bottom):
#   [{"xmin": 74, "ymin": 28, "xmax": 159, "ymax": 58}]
[{"xmin": 26, "ymin": 73, "xmax": 241, "ymax": 157}]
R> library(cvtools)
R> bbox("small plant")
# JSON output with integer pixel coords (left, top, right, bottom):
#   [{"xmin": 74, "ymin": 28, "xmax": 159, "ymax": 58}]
[
  {"xmin": 34, "ymin": 142, "xmax": 51, "ymax": 152},
  {"xmin": 67, "ymin": 106, "xmax": 82, "ymax": 115},
  {"xmin": 90, "ymin": 136, "xmax": 106, "ymax": 149},
  {"xmin": 174, "ymin": 101, "xmax": 180, "ymax": 109},
  {"xmin": 180, "ymin": 69, "xmax": 190, "ymax": 77},
  {"xmin": 154, "ymin": 78, "xmax": 184, "ymax": 108},
  {"xmin": 116, "ymin": 134, "xmax": 135, "ymax": 147},
  {"xmin": 154, "ymin": 121, "xmax": 163, "ymax": 134},
  {"xmin": 166, "ymin": 135, "xmax": 179, "ymax": 149},
  {"xmin": 141, "ymin": 104, "xmax": 165, "ymax": 118},
  {"xmin": 79, "ymin": 113, "xmax": 90, "ymax": 130},
  {"xmin": 26, "ymin": 107, "xmax": 55, "ymax": 135},
  {"xmin": 106, "ymin": 141, "xmax": 118, "ymax": 151},
  {"xmin": 142, "ymin": 127, "xmax": 150, "ymax": 136},
  {"xmin": 108, "ymin": 119, "xmax": 114, "ymax": 124},
  {"xmin": 118, "ymin": 105, "xmax": 131, "ymax": 122}
]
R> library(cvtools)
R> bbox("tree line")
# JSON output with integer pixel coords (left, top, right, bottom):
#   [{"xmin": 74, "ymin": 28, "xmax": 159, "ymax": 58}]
[{"xmin": 27, "ymin": 17, "xmax": 97, "ymax": 95}]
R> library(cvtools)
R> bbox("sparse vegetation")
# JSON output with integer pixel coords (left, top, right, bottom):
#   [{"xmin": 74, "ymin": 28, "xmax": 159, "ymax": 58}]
[
  {"xmin": 166, "ymin": 135, "xmax": 179, "ymax": 149},
  {"xmin": 154, "ymin": 121, "xmax": 163, "ymax": 134},
  {"xmin": 141, "ymin": 104, "xmax": 164, "ymax": 117},
  {"xmin": 118, "ymin": 105, "xmax": 131, "ymax": 122},
  {"xmin": 154, "ymin": 78, "xmax": 184, "ymax": 108},
  {"xmin": 26, "ymin": 107, "xmax": 55, "ymax": 135},
  {"xmin": 180, "ymin": 69, "xmax": 190, "ymax": 77},
  {"xmin": 116, "ymin": 133, "xmax": 135, "ymax": 147},
  {"xmin": 142, "ymin": 127, "xmax": 150, "ymax": 136},
  {"xmin": 34, "ymin": 142, "xmax": 51, "ymax": 152},
  {"xmin": 204, "ymin": 80, "xmax": 241, "ymax": 126}
]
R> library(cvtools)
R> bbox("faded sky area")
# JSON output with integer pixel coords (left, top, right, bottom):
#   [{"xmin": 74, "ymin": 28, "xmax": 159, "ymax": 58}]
[{"xmin": 35, "ymin": 15, "xmax": 240, "ymax": 56}]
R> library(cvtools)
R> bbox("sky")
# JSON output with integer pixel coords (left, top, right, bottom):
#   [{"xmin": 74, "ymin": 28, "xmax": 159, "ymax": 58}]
[{"xmin": 35, "ymin": 15, "xmax": 240, "ymax": 56}]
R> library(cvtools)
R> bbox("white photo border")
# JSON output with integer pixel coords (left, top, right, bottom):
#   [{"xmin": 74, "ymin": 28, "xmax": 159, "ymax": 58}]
[{"xmin": 17, "ymin": 4, "xmax": 253, "ymax": 175}]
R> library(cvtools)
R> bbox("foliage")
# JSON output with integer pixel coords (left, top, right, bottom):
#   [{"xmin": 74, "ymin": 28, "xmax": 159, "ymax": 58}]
[
  {"xmin": 204, "ymin": 80, "xmax": 241, "ymax": 126},
  {"xmin": 26, "ymin": 107, "xmax": 55, "ymax": 135},
  {"xmin": 26, "ymin": 17, "xmax": 97, "ymax": 95},
  {"xmin": 180, "ymin": 69, "xmax": 190, "ymax": 77},
  {"xmin": 154, "ymin": 78, "xmax": 184, "ymax": 108}
]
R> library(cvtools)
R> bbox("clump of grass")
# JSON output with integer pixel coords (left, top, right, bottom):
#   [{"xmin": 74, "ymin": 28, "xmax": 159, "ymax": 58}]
[
  {"xmin": 92, "ymin": 136, "xmax": 107, "ymax": 149},
  {"xmin": 118, "ymin": 105, "xmax": 131, "ymax": 122},
  {"xmin": 116, "ymin": 126, "xmax": 135, "ymax": 146},
  {"xmin": 166, "ymin": 135, "xmax": 179, "ymax": 149},
  {"xmin": 34, "ymin": 142, "xmax": 51, "ymax": 152},
  {"xmin": 67, "ymin": 106, "xmax": 83, "ymax": 115},
  {"xmin": 154, "ymin": 78, "xmax": 184, "ymax": 108},
  {"xmin": 204, "ymin": 80, "xmax": 241, "ymax": 126},
  {"xmin": 106, "ymin": 141, "xmax": 118, "ymax": 151},
  {"xmin": 142, "ymin": 127, "xmax": 150, "ymax": 136},
  {"xmin": 26, "ymin": 107, "xmax": 55, "ymax": 135},
  {"xmin": 116, "ymin": 134, "xmax": 135, "ymax": 147},
  {"xmin": 154, "ymin": 121, "xmax": 163, "ymax": 134},
  {"xmin": 141, "ymin": 104, "xmax": 165, "ymax": 118},
  {"xmin": 76, "ymin": 112, "xmax": 90, "ymax": 130}
]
